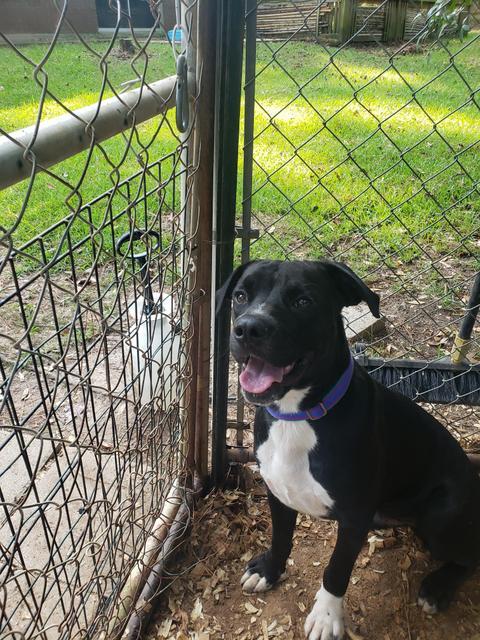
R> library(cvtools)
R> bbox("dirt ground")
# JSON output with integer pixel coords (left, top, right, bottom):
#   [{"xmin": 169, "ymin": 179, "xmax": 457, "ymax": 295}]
[{"xmin": 148, "ymin": 474, "xmax": 480, "ymax": 640}]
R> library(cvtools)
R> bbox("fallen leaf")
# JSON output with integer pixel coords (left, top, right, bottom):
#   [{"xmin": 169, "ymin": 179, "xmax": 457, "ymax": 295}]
[
  {"xmin": 158, "ymin": 617, "xmax": 173, "ymax": 638},
  {"xmin": 190, "ymin": 597, "xmax": 203, "ymax": 622},
  {"xmin": 383, "ymin": 536, "xmax": 397, "ymax": 548},
  {"xmin": 262, "ymin": 619, "xmax": 269, "ymax": 640},
  {"xmin": 244, "ymin": 601, "xmax": 259, "ymax": 614}
]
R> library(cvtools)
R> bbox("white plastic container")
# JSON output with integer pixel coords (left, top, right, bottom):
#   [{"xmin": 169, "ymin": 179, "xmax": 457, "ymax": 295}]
[{"xmin": 127, "ymin": 292, "xmax": 180, "ymax": 411}]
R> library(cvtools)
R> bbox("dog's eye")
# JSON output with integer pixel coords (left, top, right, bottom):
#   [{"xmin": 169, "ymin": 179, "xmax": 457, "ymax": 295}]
[
  {"xmin": 234, "ymin": 291, "xmax": 247, "ymax": 304},
  {"xmin": 293, "ymin": 296, "xmax": 312, "ymax": 308}
]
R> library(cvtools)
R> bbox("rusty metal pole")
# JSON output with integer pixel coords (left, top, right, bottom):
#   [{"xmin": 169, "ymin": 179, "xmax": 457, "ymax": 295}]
[
  {"xmin": 191, "ymin": 0, "xmax": 217, "ymax": 481},
  {"xmin": 182, "ymin": 0, "xmax": 217, "ymax": 484}
]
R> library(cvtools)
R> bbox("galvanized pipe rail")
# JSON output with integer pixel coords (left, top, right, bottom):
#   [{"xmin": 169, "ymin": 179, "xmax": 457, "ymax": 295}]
[{"xmin": 0, "ymin": 75, "xmax": 176, "ymax": 190}]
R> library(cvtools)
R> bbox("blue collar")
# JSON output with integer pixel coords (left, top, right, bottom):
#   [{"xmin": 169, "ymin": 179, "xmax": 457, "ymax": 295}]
[{"xmin": 266, "ymin": 354, "xmax": 355, "ymax": 421}]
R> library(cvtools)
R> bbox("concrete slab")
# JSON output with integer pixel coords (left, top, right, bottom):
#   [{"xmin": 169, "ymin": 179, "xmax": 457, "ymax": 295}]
[
  {"xmin": 0, "ymin": 429, "xmax": 54, "ymax": 505},
  {"xmin": 343, "ymin": 303, "xmax": 385, "ymax": 342},
  {"xmin": 0, "ymin": 441, "xmax": 157, "ymax": 639}
]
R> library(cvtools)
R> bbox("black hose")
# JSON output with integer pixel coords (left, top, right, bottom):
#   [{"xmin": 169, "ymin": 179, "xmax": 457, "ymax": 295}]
[{"xmin": 458, "ymin": 272, "xmax": 480, "ymax": 341}]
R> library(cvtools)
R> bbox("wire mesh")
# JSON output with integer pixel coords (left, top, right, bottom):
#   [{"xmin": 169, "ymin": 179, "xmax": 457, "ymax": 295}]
[
  {"xmin": 0, "ymin": 1, "xmax": 200, "ymax": 637},
  {"xmin": 231, "ymin": 0, "xmax": 480, "ymax": 456}
]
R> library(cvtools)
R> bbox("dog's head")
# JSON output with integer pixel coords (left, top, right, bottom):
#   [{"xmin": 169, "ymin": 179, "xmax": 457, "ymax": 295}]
[{"xmin": 216, "ymin": 260, "xmax": 380, "ymax": 406}]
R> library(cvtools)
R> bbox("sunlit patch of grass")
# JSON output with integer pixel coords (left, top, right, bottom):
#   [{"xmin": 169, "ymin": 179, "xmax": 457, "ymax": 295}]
[
  {"xmin": 240, "ymin": 36, "xmax": 480, "ymax": 267},
  {"xmin": 0, "ymin": 41, "xmax": 179, "ymax": 265},
  {"xmin": 1, "ymin": 38, "xmax": 479, "ymax": 274}
]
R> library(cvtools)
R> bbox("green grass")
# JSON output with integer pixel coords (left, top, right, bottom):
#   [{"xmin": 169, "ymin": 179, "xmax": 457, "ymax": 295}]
[
  {"xmin": 0, "ymin": 37, "xmax": 479, "ymax": 275},
  {"xmin": 241, "ymin": 36, "xmax": 480, "ymax": 268},
  {"xmin": 0, "ymin": 41, "xmax": 178, "ymax": 271}
]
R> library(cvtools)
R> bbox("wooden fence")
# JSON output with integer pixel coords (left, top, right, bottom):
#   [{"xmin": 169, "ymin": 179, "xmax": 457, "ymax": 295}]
[{"xmin": 256, "ymin": 0, "xmax": 440, "ymax": 44}]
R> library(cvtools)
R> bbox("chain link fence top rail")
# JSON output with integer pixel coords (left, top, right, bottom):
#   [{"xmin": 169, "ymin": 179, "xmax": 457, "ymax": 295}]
[
  {"xmin": 231, "ymin": 0, "xmax": 480, "ymax": 454},
  {"xmin": 0, "ymin": 1, "xmax": 200, "ymax": 637}
]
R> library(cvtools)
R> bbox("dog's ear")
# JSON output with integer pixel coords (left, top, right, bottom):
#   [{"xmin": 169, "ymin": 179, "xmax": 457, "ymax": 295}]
[
  {"xmin": 322, "ymin": 260, "xmax": 380, "ymax": 318},
  {"xmin": 215, "ymin": 261, "xmax": 255, "ymax": 316}
]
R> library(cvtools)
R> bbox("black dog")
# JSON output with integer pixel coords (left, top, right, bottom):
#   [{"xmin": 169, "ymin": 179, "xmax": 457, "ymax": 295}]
[{"xmin": 216, "ymin": 259, "xmax": 480, "ymax": 640}]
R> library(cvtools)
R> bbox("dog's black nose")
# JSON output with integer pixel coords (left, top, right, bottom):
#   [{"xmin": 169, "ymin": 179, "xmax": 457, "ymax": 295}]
[{"xmin": 234, "ymin": 315, "xmax": 274, "ymax": 343}]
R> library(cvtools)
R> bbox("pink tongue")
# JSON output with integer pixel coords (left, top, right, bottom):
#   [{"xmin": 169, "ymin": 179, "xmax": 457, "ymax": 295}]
[{"xmin": 239, "ymin": 356, "xmax": 287, "ymax": 394}]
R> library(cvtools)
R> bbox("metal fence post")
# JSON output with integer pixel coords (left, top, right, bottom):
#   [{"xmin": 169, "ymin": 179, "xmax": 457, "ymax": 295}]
[
  {"xmin": 211, "ymin": 0, "xmax": 246, "ymax": 486},
  {"xmin": 242, "ymin": 0, "xmax": 257, "ymax": 268},
  {"xmin": 234, "ymin": 0, "xmax": 258, "ymax": 450},
  {"xmin": 191, "ymin": 0, "xmax": 217, "ymax": 480}
]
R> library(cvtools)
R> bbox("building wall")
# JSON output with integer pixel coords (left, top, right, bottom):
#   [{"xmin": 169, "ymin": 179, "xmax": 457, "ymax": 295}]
[{"xmin": 1, "ymin": 0, "xmax": 99, "ymax": 34}]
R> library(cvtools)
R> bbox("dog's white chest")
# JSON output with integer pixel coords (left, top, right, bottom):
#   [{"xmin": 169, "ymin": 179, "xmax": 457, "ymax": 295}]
[{"xmin": 257, "ymin": 419, "xmax": 334, "ymax": 517}]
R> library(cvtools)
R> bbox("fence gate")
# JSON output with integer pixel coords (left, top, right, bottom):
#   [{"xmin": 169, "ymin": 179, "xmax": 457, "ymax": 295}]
[
  {"xmin": 213, "ymin": 0, "xmax": 480, "ymax": 479},
  {"xmin": 0, "ymin": 1, "xmax": 216, "ymax": 638}
]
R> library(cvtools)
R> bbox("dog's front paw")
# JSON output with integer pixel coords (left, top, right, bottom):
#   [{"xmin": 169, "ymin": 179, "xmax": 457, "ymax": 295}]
[
  {"xmin": 304, "ymin": 585, "xmax": 345, "ymax": 640},
  {"xmin": 240, "ymin": 551, "xmax": 286, "ymax": 593}
]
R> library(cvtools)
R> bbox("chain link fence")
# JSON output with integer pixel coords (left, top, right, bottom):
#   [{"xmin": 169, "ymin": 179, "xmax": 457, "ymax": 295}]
[
  {"xmin": 0, "ymin": 1, "xmax": 206, "ymax": 637},
  {"xmin": 224, "ymin": 0, "xmax": 480, "ymax": 462},
  {"xmin": 2, "ymin": 0, "xmax": 480, "ymax": 634}
]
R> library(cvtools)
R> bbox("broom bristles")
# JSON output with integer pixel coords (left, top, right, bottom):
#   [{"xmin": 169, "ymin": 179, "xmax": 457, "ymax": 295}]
[{"xmin": 363, "ymin": 362, "xmax": 480, "ymax": 406}]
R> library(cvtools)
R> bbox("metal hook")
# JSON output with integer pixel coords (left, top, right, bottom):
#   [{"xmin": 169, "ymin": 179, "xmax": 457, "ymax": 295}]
[
  {"xmin": 176, "ymin": 54, "xmax": 189, "ymax": 133},
  {"xmin": 116, "ymin": 229, "xmax": 161, "ymax": 315}
]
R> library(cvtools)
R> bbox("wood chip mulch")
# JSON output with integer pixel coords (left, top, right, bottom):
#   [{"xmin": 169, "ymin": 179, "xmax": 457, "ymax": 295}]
[{"xmin": 148, "ymin": 470, "xmax": 480, "ymax": 640}]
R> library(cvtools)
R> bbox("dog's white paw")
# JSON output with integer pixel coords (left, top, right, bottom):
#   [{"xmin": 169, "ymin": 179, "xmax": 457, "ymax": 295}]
[
  {"xmin": 417, "ymin": 596, "xmax": 438, "ymax": 615},
  {"xmin": 304, "ymin": 585, "xmax": 345, "ymax": 640},
  {"xmin": 241, "ymin": 570, "xmax": 272, "ymax": 593}
]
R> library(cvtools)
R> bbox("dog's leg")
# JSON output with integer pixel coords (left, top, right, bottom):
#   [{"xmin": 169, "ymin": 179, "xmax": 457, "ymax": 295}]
[
  {"xmin": 241, "ymin": 489, "xmax": 297, "ymax": 593},
  {"xmin": 418, "ymin": 562, "xmax": 475, "ymax": 613},
  {"xmin": 305, "ymin": 523, "xmax": 369, "ymax": 640},
  {"xmin": 415, "ymin": 481, "xmax": 480, "ymax": 613}
]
